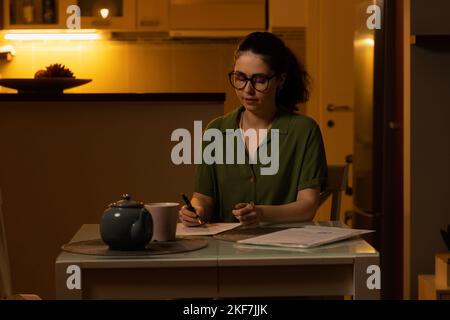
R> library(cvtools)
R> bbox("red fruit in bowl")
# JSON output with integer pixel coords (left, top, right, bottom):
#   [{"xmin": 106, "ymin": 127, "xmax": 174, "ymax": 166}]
[
  {"xmin": 34, "ymin": 70, "xmax": 47, "ymax": 79},
  {"xmin": 34, "ymin": 63, "xmax": 75, "ymax": 79}
]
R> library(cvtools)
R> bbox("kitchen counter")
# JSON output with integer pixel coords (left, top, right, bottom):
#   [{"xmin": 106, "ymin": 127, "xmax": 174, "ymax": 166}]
[{"xmin": 0, "ymin": 92, "xmax": 225, "ymax": 102}]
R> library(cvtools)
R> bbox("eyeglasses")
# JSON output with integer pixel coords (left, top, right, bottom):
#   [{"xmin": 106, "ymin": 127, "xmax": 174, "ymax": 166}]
[{"xmin": 228, "ymin": 71, "xmax": 277, "ymax": 93}]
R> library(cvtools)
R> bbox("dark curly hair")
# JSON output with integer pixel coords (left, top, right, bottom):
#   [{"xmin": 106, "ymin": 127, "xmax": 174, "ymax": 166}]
[{"xmin": 234, "ymin": 32, "xmax": 310, "ymax": 112}]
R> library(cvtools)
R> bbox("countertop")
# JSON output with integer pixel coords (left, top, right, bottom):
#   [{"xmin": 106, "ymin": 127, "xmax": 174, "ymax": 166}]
[{"xmin": 0, "ymin": 92, "xmax": 226, "ymax": 102}]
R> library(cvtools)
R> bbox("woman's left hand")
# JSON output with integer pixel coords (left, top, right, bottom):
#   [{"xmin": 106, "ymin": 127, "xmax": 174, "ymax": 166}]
[{"xmin": 232, "ymin": 202, "xmax": 261, "ymax": 226}]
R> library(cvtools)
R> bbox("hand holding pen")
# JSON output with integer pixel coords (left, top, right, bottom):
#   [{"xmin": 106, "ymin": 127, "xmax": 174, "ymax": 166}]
[{"xmin": 179, "ymin": 193, "xmax": 205, "ymax": 227}]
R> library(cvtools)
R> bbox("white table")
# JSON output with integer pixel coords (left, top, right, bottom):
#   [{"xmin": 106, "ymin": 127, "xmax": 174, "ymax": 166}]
[{"xmin": 55, "ymin": 223, "xmax": 380, "ymax": 299}]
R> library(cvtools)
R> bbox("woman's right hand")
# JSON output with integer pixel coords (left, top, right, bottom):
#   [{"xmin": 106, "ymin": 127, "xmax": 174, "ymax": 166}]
[{"xmin": 179, "ymin": 204, "xmax": 206, "ymax": 227}]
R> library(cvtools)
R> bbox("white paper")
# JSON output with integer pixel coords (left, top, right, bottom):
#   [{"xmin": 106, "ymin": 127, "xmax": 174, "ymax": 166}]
[
  {"xmin": 176, "ymin": 223, "xmax": 241, "ymax": 236},
  {"xmin": 237, "ymin": 226, "xmax": 374, "ymax": 248}
]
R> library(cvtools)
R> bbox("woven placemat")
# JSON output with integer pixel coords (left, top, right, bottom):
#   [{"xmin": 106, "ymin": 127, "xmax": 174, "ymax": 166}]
[
  {"xmin": 213, "ymin": 226, "xmax": 288, "ymax": 242},
  {"xmin": 61, "ymin": 238, "xmax": 208, "ymax": 256}
]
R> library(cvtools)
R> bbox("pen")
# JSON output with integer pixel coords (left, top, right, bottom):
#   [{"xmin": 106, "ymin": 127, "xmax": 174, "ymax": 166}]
[{"xmin": 181, "ymin": 193, "xmax": 203, "ymax": 225}]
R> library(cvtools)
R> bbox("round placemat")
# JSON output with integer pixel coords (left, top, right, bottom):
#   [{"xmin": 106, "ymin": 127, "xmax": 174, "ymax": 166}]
[
  {"xmin": 214, "ymin": 226, "xmax": 288, "ymax": 242},
  {"xmin": 61, "ymin": 238, "xmax": 208, "ymax": 256}
]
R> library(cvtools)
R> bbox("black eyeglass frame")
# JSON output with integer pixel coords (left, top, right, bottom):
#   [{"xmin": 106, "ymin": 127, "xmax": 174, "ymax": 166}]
[{"xmin": 228, "ymin": 71, "xmax": 278, "ymax": 93}]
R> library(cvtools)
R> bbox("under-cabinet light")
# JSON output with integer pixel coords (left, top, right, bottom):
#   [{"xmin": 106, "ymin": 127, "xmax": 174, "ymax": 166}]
[{"xmin": 4, "ymin": 30, "xmax": 101, "ymax": 41}]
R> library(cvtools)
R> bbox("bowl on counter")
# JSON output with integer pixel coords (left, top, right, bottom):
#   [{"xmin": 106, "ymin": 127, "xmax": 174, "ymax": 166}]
[{"xmin": 0, "ymin": 78, "xmax": 92, "ymax": 94}]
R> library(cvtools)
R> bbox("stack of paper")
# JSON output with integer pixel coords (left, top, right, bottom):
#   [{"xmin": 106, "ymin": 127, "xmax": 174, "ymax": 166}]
[
  {"xmin": 237, "ymin": 226, "xmax": 374, "ymax": 249},
  {"xmin": 176, "ymin": 223, "xmax": 241, "ymax": 236}
]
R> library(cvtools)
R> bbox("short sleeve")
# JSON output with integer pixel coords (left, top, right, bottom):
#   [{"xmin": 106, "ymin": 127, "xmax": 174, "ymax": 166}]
[
  {"xmin": 193, "ymin": 117, "xmax": 221, "ymax": 198},
  {"xmin": 194, "ymin": 159, "xmax": 217, "ymax": 198},
  {"xmin": 297, "ymin": 123, "xmax": 328, "ymax": 192}
]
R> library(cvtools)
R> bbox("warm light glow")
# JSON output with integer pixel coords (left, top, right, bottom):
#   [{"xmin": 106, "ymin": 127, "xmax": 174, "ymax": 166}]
[
  {"xmin": 100, "ymin": 8, "xmax": 110, "ymax": 19},
  {"xmin": 4, "ymin": 30, "xmax": 101, "ymax": 41},
  {"xmin": 354, "ymin": 37, "xmax": 375, "ymax": 47},
  {"xmin": 0, "ymin": 45, "xmax": 16, "ymax": 55}
]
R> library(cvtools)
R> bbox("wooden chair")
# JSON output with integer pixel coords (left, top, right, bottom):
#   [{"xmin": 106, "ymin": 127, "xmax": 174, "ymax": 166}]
[
  {"xmin": 319, "ymin": 164, "xmax": 349, "ymax": 221},
  {"xmin": 0, "ymin": 189, "xmax": 40, "ymax": 300}
]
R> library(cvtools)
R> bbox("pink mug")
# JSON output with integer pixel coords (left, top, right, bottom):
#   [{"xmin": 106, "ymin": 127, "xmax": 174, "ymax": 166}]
[{"xmin": 144, "ymin": 202, "xmax": 180, "ymax": 241}]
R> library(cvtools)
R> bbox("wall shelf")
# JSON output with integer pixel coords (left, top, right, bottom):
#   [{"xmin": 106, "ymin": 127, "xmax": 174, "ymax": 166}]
[{"xmin": 411, "ymin": 34, "xmax": 450, "ymax": 48}]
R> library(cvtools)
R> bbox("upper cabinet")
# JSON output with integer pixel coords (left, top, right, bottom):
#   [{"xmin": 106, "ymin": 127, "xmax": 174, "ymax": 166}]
[
  {"xmin": 3, "ymin": 0, "xmax": 137, "ymax": 30},
  {"xmin": 2, "ymin": 0, "xmax": 268, "ymax": 35},
  {"xmin": 3, "ymin": 0, "xmax": 68, "ymax": 29},
  {"xmin": 269, "ymin": 0, "xmax": 307, "ymax": 29},
  {"xmin": 136, "ymin": 0, "xmax": 168, "ymax": 32},
  {"xmin": 169, "ymin": 0, "xmax": 266, "ymax": 37},
  {"xmin": 2, "ymin": 0, "xmax": 168, "ymax": 31},
  {"xmin": 76, "ymin": 0, "xmax": 136, "ymax": 30}
]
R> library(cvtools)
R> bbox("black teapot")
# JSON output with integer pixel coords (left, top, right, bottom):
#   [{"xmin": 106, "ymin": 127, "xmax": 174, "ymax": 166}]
[{"xmin": 100, "ymin": 194, "xmax": 153, "ymax": 250}]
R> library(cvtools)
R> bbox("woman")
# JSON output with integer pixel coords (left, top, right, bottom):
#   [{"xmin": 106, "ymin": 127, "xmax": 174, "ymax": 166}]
[{"xmin": 180, "ymin": 32, "xmax": 327, "ymax": 226}]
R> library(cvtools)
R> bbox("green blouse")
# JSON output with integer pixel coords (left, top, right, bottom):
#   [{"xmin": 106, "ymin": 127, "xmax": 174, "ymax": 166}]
[{"xmin": 194, "ymin": 105, "xmax": 328, "ymax": 222}]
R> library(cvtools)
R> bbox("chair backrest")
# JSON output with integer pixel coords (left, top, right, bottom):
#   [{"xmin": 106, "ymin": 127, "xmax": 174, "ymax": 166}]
[
  {"xmin": 0, "ymin": 189, "xmax": 13, "ymax": 299},
  {"xmin": 319, "ymin": 164, "xmax": 349, "ymax": 221}
]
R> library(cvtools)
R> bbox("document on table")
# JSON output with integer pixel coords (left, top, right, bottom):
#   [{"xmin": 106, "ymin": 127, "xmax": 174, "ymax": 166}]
[
  {"xmin": 176, "ymin": 223, "xmax": 241, "ymax": 236},
  {"xmin": 237, "ymin": 225, "xmax": 374, "ymax": 249}
]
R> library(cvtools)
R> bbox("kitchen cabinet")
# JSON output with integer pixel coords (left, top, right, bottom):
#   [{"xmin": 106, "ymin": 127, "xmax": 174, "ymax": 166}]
[
  {"xmin": 418, "ymin": 254, "xmax": 450, "ymax": 300},
  {"xmin": 169, "ymin": 0, "xmax": 265, "ymax": 35},
  {"xmin": 136, "ymin": 0, "xmax": 168, "ymax": 33},
  {"xmin": 418, "ymin": 275, "xmax": 450, "ymax": 300},
  {"xmin": 76, "ymin": 0, "xmax": 136, "ymax": 30},
  {"xmin": 269, "ymin": 0, "xmax": 308, "ymax": 30},
  {"xmin": 3, "ymin": 0, "xmax": 67, "ymax": 29},
  {"xmin": 2, "ymin": 0, "xmax": 138, "ymax": 30},
  {"xmin": 3, "ymin": 0, "xmax": 272, "ymax": 35}
]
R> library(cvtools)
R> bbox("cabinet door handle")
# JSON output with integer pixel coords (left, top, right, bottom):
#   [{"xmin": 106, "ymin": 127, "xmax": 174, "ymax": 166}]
[
  {"xmin": 326, "ymin": 104, "xmax": 353, "ymax": 112},
  {"xmin": 92, "ymin": 20, "xmax": 112, "ymax": 27},
  {"xmin": 140, "ymin": 20, "xmax": 160, "ymax": 27},
  {"xmin": 389, "ymin": 121, "xmax": 401, "ymax": 130}
]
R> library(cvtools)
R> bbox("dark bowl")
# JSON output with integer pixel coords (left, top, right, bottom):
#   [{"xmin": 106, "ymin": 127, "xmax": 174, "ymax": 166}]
[{"xmin": 0, "ymin": 78, "xmax": 92, "ymax": 94}]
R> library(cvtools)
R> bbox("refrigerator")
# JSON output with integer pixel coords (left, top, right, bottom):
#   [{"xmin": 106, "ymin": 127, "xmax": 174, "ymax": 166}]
[{"xmin": 352, "ymin": 0, "xmax": 402, "ymax": 299}]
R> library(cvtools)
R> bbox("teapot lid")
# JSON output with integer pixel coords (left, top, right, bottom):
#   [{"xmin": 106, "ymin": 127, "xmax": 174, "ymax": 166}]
[{"xmin": 111, "ymin": 194, "xmax": 143, "ymax": 208}]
